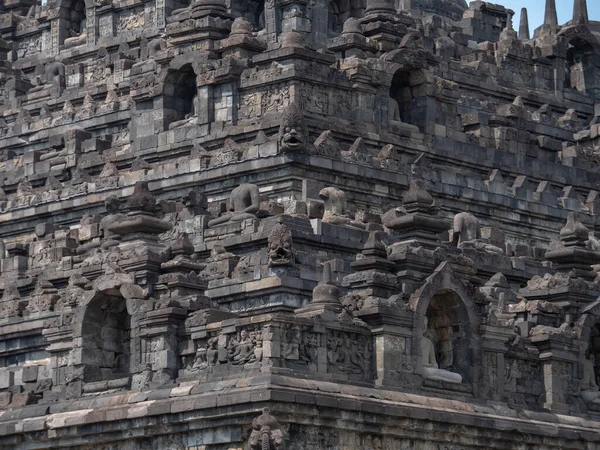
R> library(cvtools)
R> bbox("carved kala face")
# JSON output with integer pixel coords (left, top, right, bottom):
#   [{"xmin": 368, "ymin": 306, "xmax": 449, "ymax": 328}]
[
  {"xmin": 281, "ymin": 126, "xmax": 304, "ymax": 151},
  {"xmin": 268, "ymin": 239, "xmax": 292, "ymax": 264}
]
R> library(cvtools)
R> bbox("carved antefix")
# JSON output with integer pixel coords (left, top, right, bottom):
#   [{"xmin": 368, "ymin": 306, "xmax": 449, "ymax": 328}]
[
  {"xmin": 278, "ymin": 103, "xmax": 309, "ymax": 153},
  {"xmin": 268, "ymin": 222, "xmax": 293, "ymax": 266},
  {"xmin": 249, "ymin": 408, "xmax": 285, "ymax": 450}
]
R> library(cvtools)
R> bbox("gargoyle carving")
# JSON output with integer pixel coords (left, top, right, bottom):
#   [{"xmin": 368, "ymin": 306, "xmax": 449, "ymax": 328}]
[
  {"xmin": 278, "ymin": 103, "xmax": 308, "ymax": 153},
  {"xmin": 268, "ymin": 222, "xmax": 293, "ymax": 266},
  {"xmin": 249, "ymin": 408, "xmax": 285, "ymax": 450}
]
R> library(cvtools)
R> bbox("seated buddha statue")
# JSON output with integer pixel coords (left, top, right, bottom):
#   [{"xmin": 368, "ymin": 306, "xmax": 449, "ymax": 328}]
[
  {"xmin": 421, "ymin": 316, "xmax": 462, "ymax": 384},
  {"xmin": 207, "ymin": 183, "xmax": 261, "ymax": 228}
]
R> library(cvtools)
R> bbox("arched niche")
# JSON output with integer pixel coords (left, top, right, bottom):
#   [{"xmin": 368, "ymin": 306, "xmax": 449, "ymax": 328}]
[
  {"xmin": 558, "ymin": 26, "xmax": 600, "ymax": 96},
  {"xmin": 410, "ymin": 262, "xmax": 481, "ymax": 387},
  {"xmin": 425, "ymin": 290, "xmax": 473, "ymax": 382},
  {"xmin": 587, "ymin": 321, "xmax": 600, "ymax": 387},
  {"xmin": 577, "ymin": 302, "xmax": 600, "ymax": 385},
  {"xmin": 566, "ymin": 39, "xmax": 595, "ymax": 92},
  {"xmin": 73, "ymin": 291, "xmax": 133, "ymax": 384},
  {"xmin": 328, "ymin": 0, "xmax": 345, "ymax": 37},
  {"xmin": 161, "ymin": 64, "xmax": 199, "ymax": 129},
  {"xmin": 327, "ymin": 0, "xmax": 363, "ymax": 38},
  {"xmin": 389, "ymin": 68, "xmax": 428, "ymax": 130},
  {"xmin": 240, "ymin": 0, "xmax": 265, "ymax": 31}
]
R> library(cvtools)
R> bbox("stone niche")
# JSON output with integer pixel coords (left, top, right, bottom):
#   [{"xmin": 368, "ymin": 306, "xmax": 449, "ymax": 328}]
[
  {"xmin": 234, "ymin": 0, "xmax": 265, "ymax": 31},
  {"xmin": 56, "ymin": 0, "xmax": 88, "ymax": 48},
  {"xmin": 425, "ymin": 290, "xmax": 474, "ymax": 384},
  {"xmin": 161, "ymin": 64, "xmax": 199, "ymax": 130},
  {"xmin": 72, "ymin": 291, "xmax": 135, "ymax": 393},
  {"xmin": 389, "ymin": 68, "xmax": 429, "ymax": 131},
  {"xmin": 563, "ymin": 31, "xmax": 600, "ymax": 96}
]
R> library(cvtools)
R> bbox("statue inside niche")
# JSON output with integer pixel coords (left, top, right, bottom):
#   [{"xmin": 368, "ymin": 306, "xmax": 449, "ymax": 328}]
[
  {"xmin": 207, "ymin": 183, "xmax": 261, "ymax": 228},
  {"xmin": 230, "ymin": 330, "xmax": 260, "ymax": 365},
  {"xmin": 389, "ymin": 97, "xmax": 401, "ymax": 122},
  {"xmin": 168, "ymin": 92, "xmax": 200, "ymax": 129},
  {"xmin": 581, "ymin": 352, "xmax": 600, "ymax": 404},
  {"xmin": 421, "ymin": 316, "xmax": 462, "ymax": 384},
  {"xmin": 452, "ymin": 212, "xmax": 481, "ymax": 245},
  {"xmin": 64, "ymin": 3, "xmax": 88, "ymax": 48},
  {"xmin": 241, "ymin": 0, "xmax": 264, "ymax": 30}
]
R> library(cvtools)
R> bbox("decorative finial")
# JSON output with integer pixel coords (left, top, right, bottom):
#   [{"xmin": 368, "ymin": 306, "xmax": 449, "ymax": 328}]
[
  {"xmin": 519, "ymin": 8, "xmax": 530, "ymax": 40},
  {"xmin": 310, "ymin": 261, "xmax": 341, "ymax": 309},
  {"xmin": 573, "ymin": 0, "xmax": 589, "ymax": 25},
  {"xmin": 560, "ymin": 212, "xmax": 588, "ymax": 247},
  {"xmin": 544, "ymin": 0, "xmax": 558, "ymax": 26}
]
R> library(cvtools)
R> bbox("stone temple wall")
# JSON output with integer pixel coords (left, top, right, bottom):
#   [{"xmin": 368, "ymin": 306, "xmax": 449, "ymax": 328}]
[{"xmin": 0, "ymin": 0, "xmax": 600, "ymax": 448}]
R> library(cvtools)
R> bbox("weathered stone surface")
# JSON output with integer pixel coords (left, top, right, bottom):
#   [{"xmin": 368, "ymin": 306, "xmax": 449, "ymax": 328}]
[{"xmin": 0, "ymin": 1, "xmax": 600, "ymax": 449}]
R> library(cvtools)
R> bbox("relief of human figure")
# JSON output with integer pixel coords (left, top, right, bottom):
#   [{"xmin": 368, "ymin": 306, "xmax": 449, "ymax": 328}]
[{"xmin": 230, "ymin": 330, "xmax": 257, "ymax": 365}]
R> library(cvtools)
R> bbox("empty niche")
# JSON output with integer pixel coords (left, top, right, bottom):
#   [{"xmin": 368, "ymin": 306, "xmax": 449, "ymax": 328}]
[
  {"xmin": 588, "ymin": 322, "xmax": 600, "ymax": 386},
  {"xmin": 79, "ymin": 295, "xmax": 131, "ymax": 383},
  {"xmin": 565, "ymin": 37, "xmax": 596, "ymax": 93}
]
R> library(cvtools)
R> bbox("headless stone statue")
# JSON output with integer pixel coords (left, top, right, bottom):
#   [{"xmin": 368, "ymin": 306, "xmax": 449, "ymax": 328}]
[
  {"xmin": 319, "ymin": 187, "xmax": 365, "ymax": 229},
  {"xmin": 581, "ymin": 354, "xmax": 600, "ymax": 404},
  {"xmin": 389, "ymin": 97, "xmax": 401, "ymax": 122},
  {"xmin": 453, "ymin": 212, "xmax": 481, "ymax": 245},
  {"xmin": 453, "ymin": 212, "xmax": 503, "ymax": 254},
  {"xmin": 64, "ymin": 10, "xmax": 87, "ymax": 48},
  {"xmin": 169, "ymin": 92, "xmax": 200, "ymax": 129},
  {"xmin": 100, "ymin": 196, "xmax": 126, "ymax": 249},
  {"xmin": 421, "ymin": 316, "xmax": 462, "ymax": 384},
  {"xmin": 208, "ymin": 183, "xmax": 261, "ymax": 228}
]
